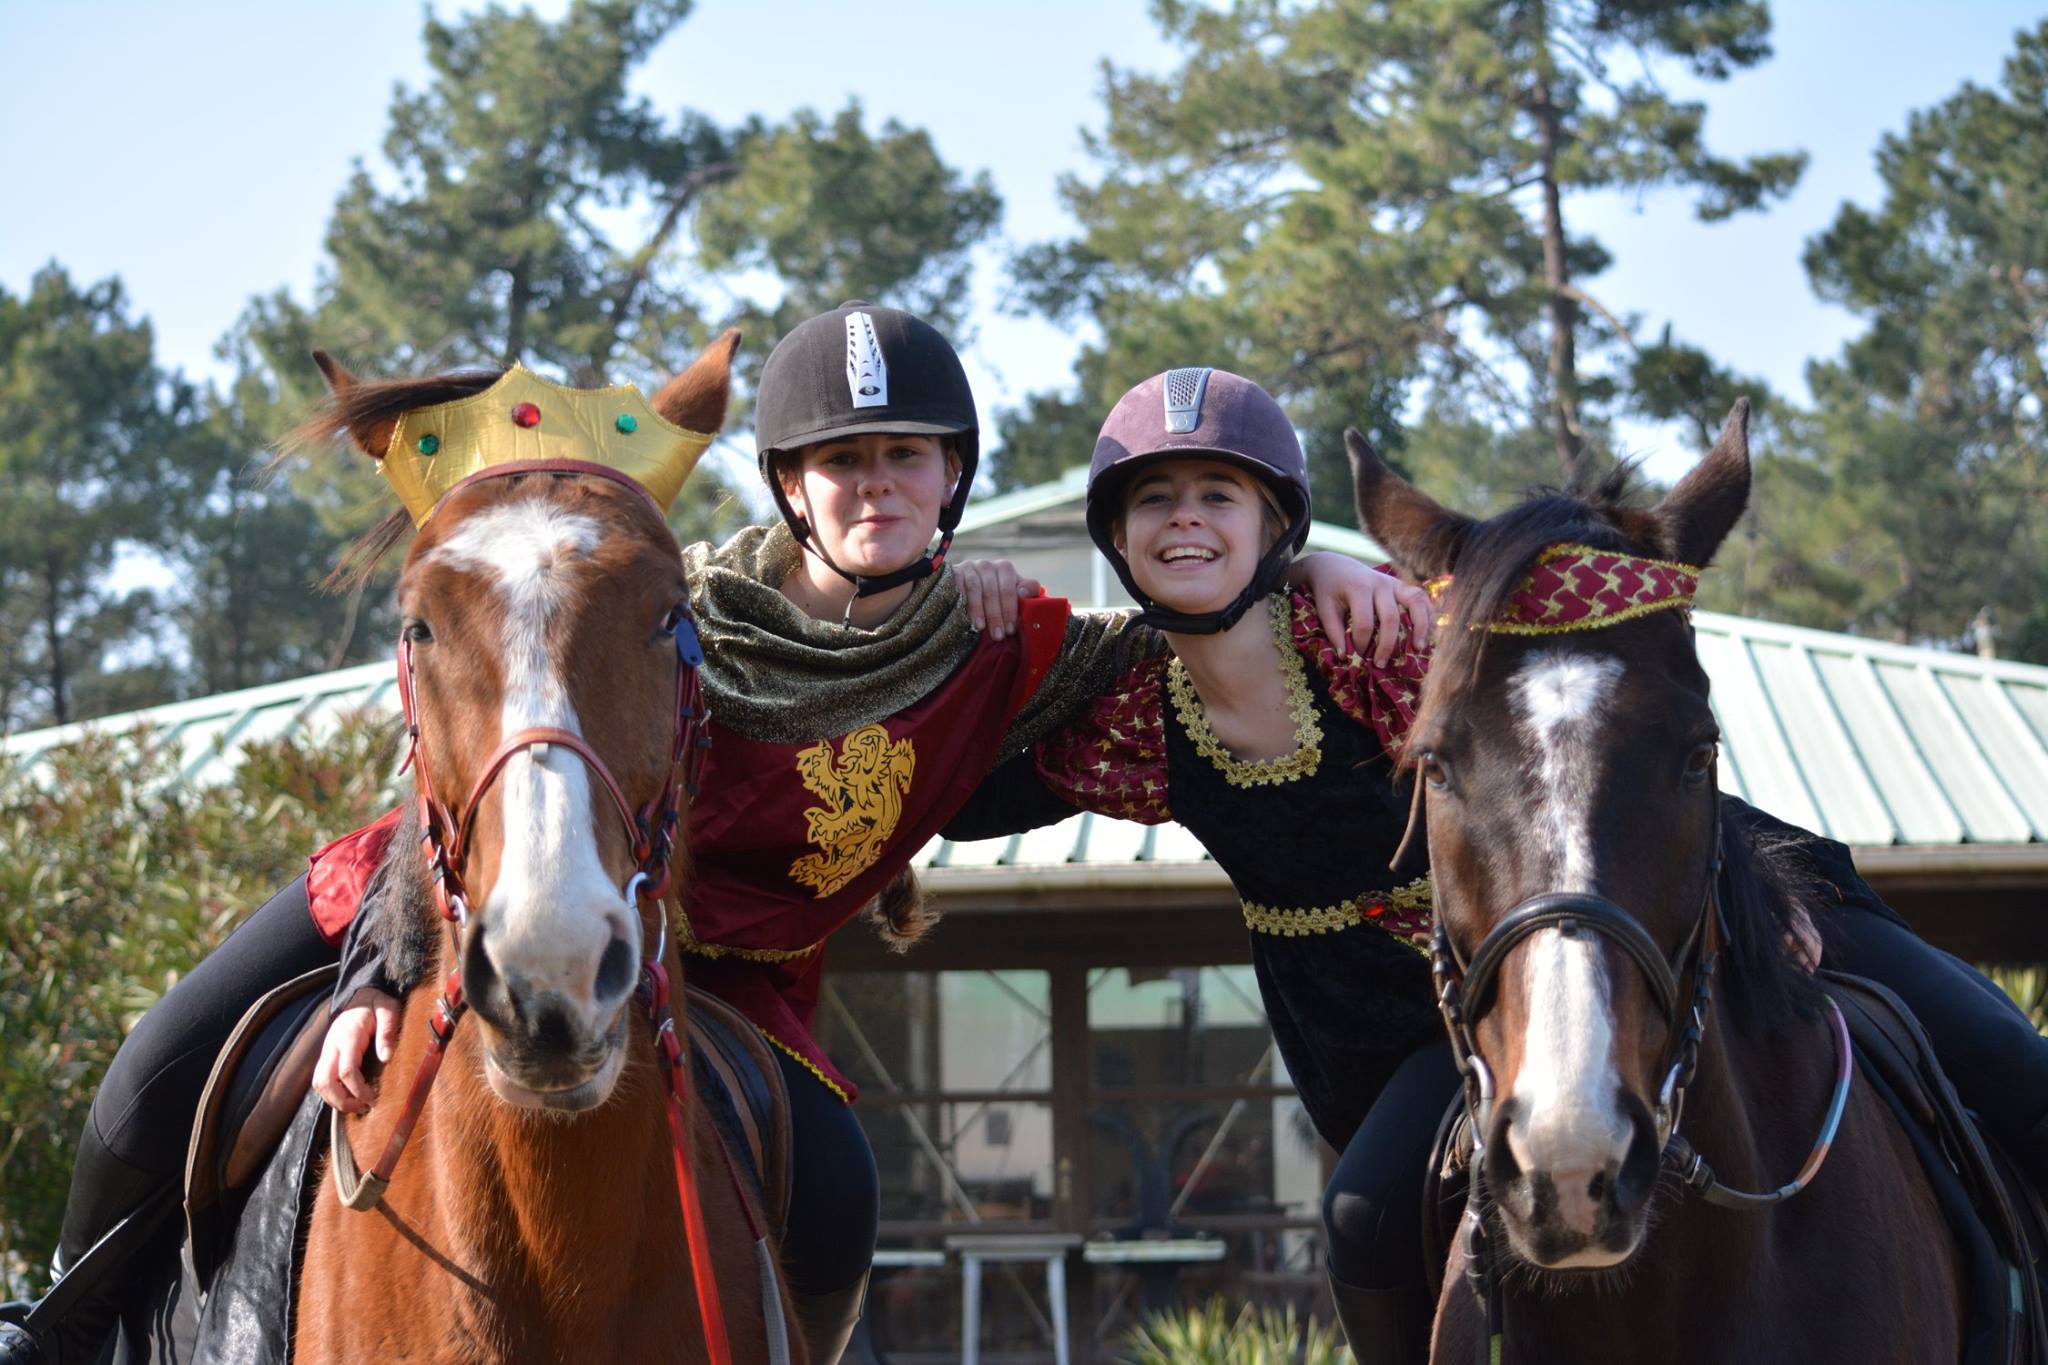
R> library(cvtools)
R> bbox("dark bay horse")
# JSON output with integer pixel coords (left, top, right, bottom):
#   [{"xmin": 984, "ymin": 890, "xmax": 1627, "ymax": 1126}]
[
  {"xmin": 292, "ymin": 335, "xmax": 798, "ymax": 1362},
  {"xmin": 1351, "ymin": 403, "xmax": 1964, "ymax": 1362}
]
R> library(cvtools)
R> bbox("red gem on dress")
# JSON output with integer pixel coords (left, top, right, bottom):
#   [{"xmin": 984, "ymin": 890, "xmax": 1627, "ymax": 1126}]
[{"xmin": 511, "ymin": 401, "xmax": 542, "ymax": 428}]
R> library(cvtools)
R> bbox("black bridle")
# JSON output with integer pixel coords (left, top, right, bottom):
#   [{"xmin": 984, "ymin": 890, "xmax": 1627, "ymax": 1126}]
[{"xmin": 1429, "ymin": 801, "xmax": 1855, "ymax": 1364}]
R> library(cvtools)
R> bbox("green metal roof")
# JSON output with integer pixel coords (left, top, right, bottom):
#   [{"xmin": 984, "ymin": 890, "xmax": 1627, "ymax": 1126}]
[{"xmin": 12, "ymin": 468, "xmax": 2048, "ymax": 859}]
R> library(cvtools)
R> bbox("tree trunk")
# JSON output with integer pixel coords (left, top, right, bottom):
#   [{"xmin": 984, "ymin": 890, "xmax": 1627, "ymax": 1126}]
[
  {"xmin": 42, "ymin": 552, "xmax": 67, "ymax": 726},
  {"xmin": 593, "ymin": 160, "xmax": 739, "ymax": 379},
  {"xmin": 1527, "ymin": 6, "xmax": 1584, "ymax": 486},
  {"xmin": 504, "ymin": 256, "xmax": 532, "ymax": 367}
]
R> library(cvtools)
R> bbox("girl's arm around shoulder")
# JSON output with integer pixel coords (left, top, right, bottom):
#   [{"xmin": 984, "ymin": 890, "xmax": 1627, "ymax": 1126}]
[
  {"xmin": 945, "ymin": 655, "xmax": 1175, "ymax": 841},
  {"xmin": 1287, "ymin": 585, "xmax": 1430, "ymax": 757}
]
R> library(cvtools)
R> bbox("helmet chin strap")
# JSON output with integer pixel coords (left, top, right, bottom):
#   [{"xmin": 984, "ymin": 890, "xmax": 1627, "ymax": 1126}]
[{"xmin": 1118, "ymin": 508, "xmax": 1309, "ymax": 635}]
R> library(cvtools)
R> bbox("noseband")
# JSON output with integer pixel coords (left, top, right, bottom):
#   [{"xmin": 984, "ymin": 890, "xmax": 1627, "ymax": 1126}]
[
  {"xmin": 326, "ymin": 461, "xmax": 761, "ymax": 1365},
  {"xmin": 1431, "ymin": 831, "xmax": 1724, "ymax": 1150}
]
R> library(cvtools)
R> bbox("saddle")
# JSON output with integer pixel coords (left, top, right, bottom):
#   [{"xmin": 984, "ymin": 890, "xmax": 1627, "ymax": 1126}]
[
  {"xmin": 1821, "ymin": 970, "xmax": 2047, "ymax": 1365},
  {"xmin": 1418, "ymin": 972, "xmax": 2048, "ymax": 1363},
  {"xmin": 182, "ymin": 967, "xmax": 794, "ymax": 1298}
]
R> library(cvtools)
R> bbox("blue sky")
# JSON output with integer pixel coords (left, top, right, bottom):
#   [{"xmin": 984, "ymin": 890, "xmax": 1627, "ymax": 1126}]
[{"xmin": 0, "ymin": 0, "xmax": 2038, "ymax": 485}]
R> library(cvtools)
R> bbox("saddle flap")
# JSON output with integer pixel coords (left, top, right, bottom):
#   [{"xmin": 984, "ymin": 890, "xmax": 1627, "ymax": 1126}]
[
  {"xmin": 185, "ymin": 964, "xmax": 337, "ymax": 1288},
  {"xmin": 685, "ymin": 984, "xmax": 793, "ymax": 1240}
]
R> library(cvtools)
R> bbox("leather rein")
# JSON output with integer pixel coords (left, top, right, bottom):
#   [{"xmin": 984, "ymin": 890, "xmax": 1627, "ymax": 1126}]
[
  {"xmin": 1431, "ymin": 794, "xmax": 1856, "ymax": 1364},
  {"xmin": 326, "ymin": 461, "xmax": 748, "ymax": 1365}
]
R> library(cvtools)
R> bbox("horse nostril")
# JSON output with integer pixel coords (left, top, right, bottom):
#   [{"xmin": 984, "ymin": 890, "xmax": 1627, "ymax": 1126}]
[
  {"xmin": 461, "ymin": 928, "xmax": 514, "ymax": 1030},
  {"xmin": 1614, "ymin": 1115, "xmax": 1662, "ymax": 1214},
  {"xmin": 594, "ymin": 936, "xmax": 635, "ymax": 1004},
  {"xmin": 1484, "ymin": 1098, "xmax": 1525, "ymax": 1189}
]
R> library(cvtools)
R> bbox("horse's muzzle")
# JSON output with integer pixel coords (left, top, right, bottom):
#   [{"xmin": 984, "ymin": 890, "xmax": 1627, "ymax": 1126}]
[{"xmin": 1485, "ymin": 1094, "xmax": 1663, "ymax": 1269}]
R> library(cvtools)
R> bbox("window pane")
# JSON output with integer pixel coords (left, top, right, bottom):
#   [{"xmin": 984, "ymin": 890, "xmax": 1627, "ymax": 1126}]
[
  {"xmin": 1087, "ymin": 966, "xmax": 1275, "ymax": 1090},
  {"xmin": 819, "ymin": 970, "xmax": 1051, "ymax": 1096}
]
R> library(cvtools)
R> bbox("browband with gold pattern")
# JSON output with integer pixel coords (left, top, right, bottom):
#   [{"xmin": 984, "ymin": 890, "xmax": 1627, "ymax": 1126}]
[{"xmin": 1425, "ymin": 543, "xmax": 1701, "ymax": 635}]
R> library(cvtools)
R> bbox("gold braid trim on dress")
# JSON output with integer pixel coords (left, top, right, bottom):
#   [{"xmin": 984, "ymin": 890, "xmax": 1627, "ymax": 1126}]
[
  {"xmin": 1240, "ymin": 875, "xmax": 1434, "ymax": 939},
  {"xmin": 1167, "ymin": 595, "xmax": 1322, "ymax": 789},
  {"xmin": 761, "ymin": 1031, "xmax": 850, "ymax": 1103},
  {"xmin": 675, "ymin": 908, "xmax": 822, "ymax": 963}
]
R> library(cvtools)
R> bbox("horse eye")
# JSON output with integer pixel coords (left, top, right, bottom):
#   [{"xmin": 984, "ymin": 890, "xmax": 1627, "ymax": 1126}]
[
  {"xmin": 1684, "ymin": 742, "xmax": 1717, "ymax": 783},
  {"xmin": 1420, "ymin": 752, "xmax": 1451, "ymax": 790},
  {"xmin": 402, "ymin": 619, "xmax": 433, "ymax": 645},
  {"xmin": 658, "ymin": 605, "xmax": 686, "ymax": 639}
]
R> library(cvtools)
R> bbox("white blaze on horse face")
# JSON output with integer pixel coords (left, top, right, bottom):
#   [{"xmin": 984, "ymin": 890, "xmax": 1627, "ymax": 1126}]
[
  {"xmin": 1504, "ymin": 650, "xmax": 1632, "ymax": 1251},
  {"xmin": 429, "ymin": 504, "xmax": 635, "ymax": 1013}
]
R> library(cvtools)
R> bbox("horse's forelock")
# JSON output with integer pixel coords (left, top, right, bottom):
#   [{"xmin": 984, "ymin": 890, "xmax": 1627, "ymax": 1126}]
[{"xmin": 281, "ymin": 366, "xmax": 508, "ymax": 597}]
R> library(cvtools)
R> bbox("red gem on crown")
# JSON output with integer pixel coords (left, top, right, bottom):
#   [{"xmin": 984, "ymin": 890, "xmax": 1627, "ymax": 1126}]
[{"xmin": 511, "ymin": 402, "xmax": 542, "ymax": 428}]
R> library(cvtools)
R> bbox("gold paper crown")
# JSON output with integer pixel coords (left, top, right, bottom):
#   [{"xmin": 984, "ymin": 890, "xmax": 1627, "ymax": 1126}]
[{"xmin": 381, "ymin": 365, "xmax": 714, "ymax": 526}]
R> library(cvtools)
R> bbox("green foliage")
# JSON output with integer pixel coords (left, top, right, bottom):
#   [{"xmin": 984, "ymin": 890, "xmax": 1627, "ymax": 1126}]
[
  {"xmin": 1121, "ymin": 1297, "xmax": 1352, "ymax": 1365},
  {"xmin": 235, "ymin": 0, "xmax": 1001, "ymax": 560},
  {"xmin": 0, "ymin": 716, "xmax": 398, "ymax": 1294},
  {"xmin": 1983, "ymin": 965, "xmax": 2048, "ymax": 1035},
  {"xmin": 695, "ymin": 103, "xmax": 1002, "ymax": 338},
  {"xmin": 0, "ymin": 267, "xmax": 199, "ymax": 729},
  {"xmin": 1757, "ymin": 22, "xmax": 2048, "ymax": 657},
  {"xmin": 1003, "ymin": 0, "xmax": 1803, "ymax": 507}
]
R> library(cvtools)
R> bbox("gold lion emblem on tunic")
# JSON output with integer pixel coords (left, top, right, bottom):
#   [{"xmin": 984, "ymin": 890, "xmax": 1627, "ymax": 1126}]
[{"xmin": 789, "ymin": 724, "xmax": 917, "ymax": 898}]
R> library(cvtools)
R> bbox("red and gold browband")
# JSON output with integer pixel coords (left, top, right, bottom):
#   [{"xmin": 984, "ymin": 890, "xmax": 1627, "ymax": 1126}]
[{"xmin": 1424, "ymin": 543, "xmax": 1701, "ymax": 635}]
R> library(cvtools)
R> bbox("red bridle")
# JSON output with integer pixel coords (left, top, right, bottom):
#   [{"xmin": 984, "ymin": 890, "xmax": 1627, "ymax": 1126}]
[{"xmin": 328, "ymin": 461, "xmax": 743, "ymax": 1364}]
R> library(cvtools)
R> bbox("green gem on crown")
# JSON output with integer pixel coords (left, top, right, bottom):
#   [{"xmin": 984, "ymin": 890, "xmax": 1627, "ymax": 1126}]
[
  {"xmin": 416, "ymin": 433, "xmax": 440, "ymax": 456},
  {"xmin": 615, "ymin": 413, "xmax": 638, "ymax": 434}
]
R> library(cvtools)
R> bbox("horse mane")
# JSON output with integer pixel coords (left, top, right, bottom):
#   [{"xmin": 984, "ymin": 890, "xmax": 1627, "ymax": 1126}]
[
  {"xmin": 1412, "ymin": 466, "xmax": 1823, "ymax": 1018},
  {"xmin": 279, "ymin": 365, "xmax": 507, "ymax": 595},
  {"xmin": 1715, "ymin": 800, "xmax": 1827, "ymax": 1021},
  {"xmin": 359, "ymin": 799, "xmax": 438, "ymax": 996}
]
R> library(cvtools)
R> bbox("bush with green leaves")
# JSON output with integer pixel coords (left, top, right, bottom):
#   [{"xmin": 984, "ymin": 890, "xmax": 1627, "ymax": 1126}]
[
  {"xmin": 1122, "ymin": 1297, "xmax": 1352, "ymax": 1365},
  {"xmin": 0, "ymin": 713, "xmax": 398, "ymax": 1294}
]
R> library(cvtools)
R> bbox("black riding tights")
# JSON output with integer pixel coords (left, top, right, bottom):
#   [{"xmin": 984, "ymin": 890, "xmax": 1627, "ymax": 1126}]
[
  {"xmin": 1322, "ymin": 1037, "xmax": 1461, "ymax": 1291},
  {"xmin": 58, "ymin": 876, "xmax": 335, "ymax": 1265},
  {"xmin": 775, "ymin": 1049, "xmax": 882, "ymax": 1296}
]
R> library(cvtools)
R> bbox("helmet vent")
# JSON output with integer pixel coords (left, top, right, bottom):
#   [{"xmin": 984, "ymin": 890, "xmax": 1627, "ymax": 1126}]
[
  {"xmin": 1162, "ymin": 367, "xmax": 1212, "ymax": 433},
  {"xmin": 845, "ymin": 311, "xmax": 889, "ymax": 409}
]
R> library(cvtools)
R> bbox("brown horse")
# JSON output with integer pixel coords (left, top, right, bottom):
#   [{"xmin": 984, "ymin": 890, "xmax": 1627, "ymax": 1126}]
[
  {"xmin": 1351, "ymin": 404, "xmax": 1964, "ymax": 1363},
  {"xmin": 292, "ymin": 335, "xmax": 799, "ymax": 1363}
]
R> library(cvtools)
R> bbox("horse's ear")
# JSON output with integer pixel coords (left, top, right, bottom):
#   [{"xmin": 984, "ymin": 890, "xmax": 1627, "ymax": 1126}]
[
  {"xmin": 1348, "ymin": 427, "xmax": 1474, "ymax": 579},
  {"xmin": 652, "ymin": 329, "xmax": 741, "ymax": 434},
  {"xmin": 311, "ymin": 349, "xmax": 400, "ymax": 462},
  {"xmin": 1653, "ymin": 398, "xmax": 1752, "ymax": 567}
]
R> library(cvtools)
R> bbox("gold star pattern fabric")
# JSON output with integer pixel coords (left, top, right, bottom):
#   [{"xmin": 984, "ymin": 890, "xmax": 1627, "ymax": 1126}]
[
  {"xmin": 1286, "ymin": 587, "xmax": 1427, "ymax": 757},
  {"xmin": 1033, "ymin": 659, "xmax": 1173, "ymax": 824}
]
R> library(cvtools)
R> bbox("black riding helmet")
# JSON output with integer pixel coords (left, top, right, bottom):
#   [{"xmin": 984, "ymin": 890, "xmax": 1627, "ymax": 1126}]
[
  {"xmin": 755, "ymin": 302, "xmax": 979, "ymax": 598},
  {"xmin": 1086, "ymin": 367, "xmax": 1313, "ymax": 634}
]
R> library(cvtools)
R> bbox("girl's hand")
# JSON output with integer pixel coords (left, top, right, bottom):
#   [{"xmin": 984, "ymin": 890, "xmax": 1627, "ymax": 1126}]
[
  {"xmin": 952, "ymin": 559, "xmax": 1044, "ymax": 641},
  {"xmin": 315, "ymin": 987, "xmax": 401, "ymax": 1114},
  {"xmin": 1292, "ymin": 553, "xmax": 1433, "ymax": 666}
]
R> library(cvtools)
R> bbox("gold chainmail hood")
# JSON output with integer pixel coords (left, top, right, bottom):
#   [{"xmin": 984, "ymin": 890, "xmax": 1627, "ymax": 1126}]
[{"xmin": 683, "ymin": 523, "xmax": 1160, "ymax": 751}]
